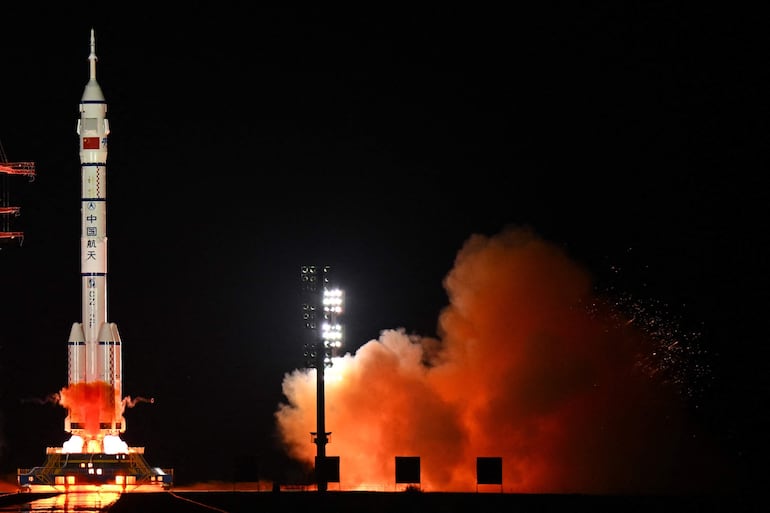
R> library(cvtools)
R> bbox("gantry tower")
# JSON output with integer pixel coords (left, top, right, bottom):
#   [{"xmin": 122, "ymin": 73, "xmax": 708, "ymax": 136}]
[{"xmin": 0, "ymin": 139, "xmax": 35, "ymax": 245}]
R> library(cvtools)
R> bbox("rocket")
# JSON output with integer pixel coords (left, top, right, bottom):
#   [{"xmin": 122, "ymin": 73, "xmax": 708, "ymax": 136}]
[
  {"xmin": 16, "ymin": 29, "xmax": 173, "ymax": 492},
  {"xmin": 63, "ymin": 29, "xmax": 125, "ymax": 454}
]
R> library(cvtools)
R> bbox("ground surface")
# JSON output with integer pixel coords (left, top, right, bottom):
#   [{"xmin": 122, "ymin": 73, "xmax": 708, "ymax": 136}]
[{"xmin": 0, "ymin": 490, "xmax": 758, "ymax": 513}]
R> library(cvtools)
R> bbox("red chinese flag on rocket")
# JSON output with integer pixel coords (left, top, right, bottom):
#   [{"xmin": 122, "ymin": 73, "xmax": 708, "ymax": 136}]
[{"xmin": 83, "ymin": 137, "xmax": 100, "ymax": 149}]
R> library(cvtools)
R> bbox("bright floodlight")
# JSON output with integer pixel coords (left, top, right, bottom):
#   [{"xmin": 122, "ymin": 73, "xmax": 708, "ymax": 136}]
[
  {"xmin": 322, "ymin": 323, "xmax": 343, "ymax": 349},
  {"xmin": 323, "ymin": 288, "xmax": 344, "ymax": 314},
  {"xmin": 322, "ymin": 287, "xmax": 344, "ymax": 357}
]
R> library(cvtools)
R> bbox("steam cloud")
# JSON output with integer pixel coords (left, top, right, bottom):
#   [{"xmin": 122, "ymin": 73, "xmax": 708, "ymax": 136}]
[{"xmin": 275, "ymin": 227, "xmax": 719, "ymax": 493}]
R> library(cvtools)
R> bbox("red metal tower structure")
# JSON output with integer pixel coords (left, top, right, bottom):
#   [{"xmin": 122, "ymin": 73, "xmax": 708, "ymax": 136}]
[{"xmin": 0, "ymin": 138, "xmax": 35, "ymax": 245}]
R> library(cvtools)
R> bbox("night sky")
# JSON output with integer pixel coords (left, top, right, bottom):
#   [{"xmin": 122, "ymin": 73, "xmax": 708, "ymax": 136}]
[{"xmin": 0, "ymin": 6, "xmax": 766, "ymax": 493}]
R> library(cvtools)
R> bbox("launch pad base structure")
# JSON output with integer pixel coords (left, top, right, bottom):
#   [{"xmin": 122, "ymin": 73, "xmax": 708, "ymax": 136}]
[{"xmin": 17, "ymin": 446, "xmax": 173, "ymax": 493}]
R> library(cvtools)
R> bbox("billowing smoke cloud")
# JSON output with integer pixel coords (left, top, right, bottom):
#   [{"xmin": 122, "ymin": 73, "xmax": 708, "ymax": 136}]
[{"xmin": 275, "ymin": 227, "xmax": 717, "ymax": 493}]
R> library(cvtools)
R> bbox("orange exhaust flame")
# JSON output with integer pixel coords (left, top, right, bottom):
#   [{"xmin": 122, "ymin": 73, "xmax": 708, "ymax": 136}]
[
  {"xmin": 58, "ymin": 382, "xmax": 117, "ymax": 437},
  {"xmin": 276, "ymin": 227, "xmax": 720, "ymax": 494}
]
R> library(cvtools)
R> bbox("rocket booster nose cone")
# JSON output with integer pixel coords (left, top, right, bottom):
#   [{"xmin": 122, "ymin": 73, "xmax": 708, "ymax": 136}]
[
  {"xmin": 68, "ymin": 322, "xmax": 85, "ymax": 342},
  {"xmin": 98, "ymin": 322, "xmax": 122, "ymax": 342}
]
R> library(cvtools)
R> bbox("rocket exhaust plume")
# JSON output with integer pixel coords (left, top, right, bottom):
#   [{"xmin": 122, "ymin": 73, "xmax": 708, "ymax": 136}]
[{"xmin": 276, "ymin": 226, "xmax": 720, "ymax": 493}]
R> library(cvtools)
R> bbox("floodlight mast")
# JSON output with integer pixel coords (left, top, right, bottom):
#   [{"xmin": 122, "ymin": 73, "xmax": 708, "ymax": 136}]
[{"xmin": 300, "ymin": 265, "xmax": 344, "ymax": 492}]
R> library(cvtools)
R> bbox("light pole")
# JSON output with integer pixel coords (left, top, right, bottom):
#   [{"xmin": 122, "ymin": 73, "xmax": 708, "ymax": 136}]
[{"xmin": 300, "ymin": 265, "xmax": 343, "ymax": 492}]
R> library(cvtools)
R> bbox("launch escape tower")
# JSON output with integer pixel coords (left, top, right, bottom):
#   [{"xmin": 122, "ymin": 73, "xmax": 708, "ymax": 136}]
[
  {"xmin": 0, "ymin": 139, "xmax": 35, "ymax": 245},
  {"xmin": 300, "ymin": 265, "xmax": 344, "ymax": 491}
]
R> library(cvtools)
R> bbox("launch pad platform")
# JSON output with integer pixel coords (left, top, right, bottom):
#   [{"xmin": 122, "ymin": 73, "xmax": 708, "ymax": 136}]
[{"xmin": 17, "ymin": 447, "xmax": 173, "ymax": 493}]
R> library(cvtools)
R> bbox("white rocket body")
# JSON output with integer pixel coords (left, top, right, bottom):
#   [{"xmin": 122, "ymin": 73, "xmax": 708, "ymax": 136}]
[{"xmin": 65, "ymin": 30, "xmax": 124, "ymax": 450}]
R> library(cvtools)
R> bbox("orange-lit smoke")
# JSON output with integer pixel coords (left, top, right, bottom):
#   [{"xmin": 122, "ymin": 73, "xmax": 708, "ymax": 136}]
[{"xmin": 275, "ymin": 227, "xmax": 713, "ymax": 493}]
